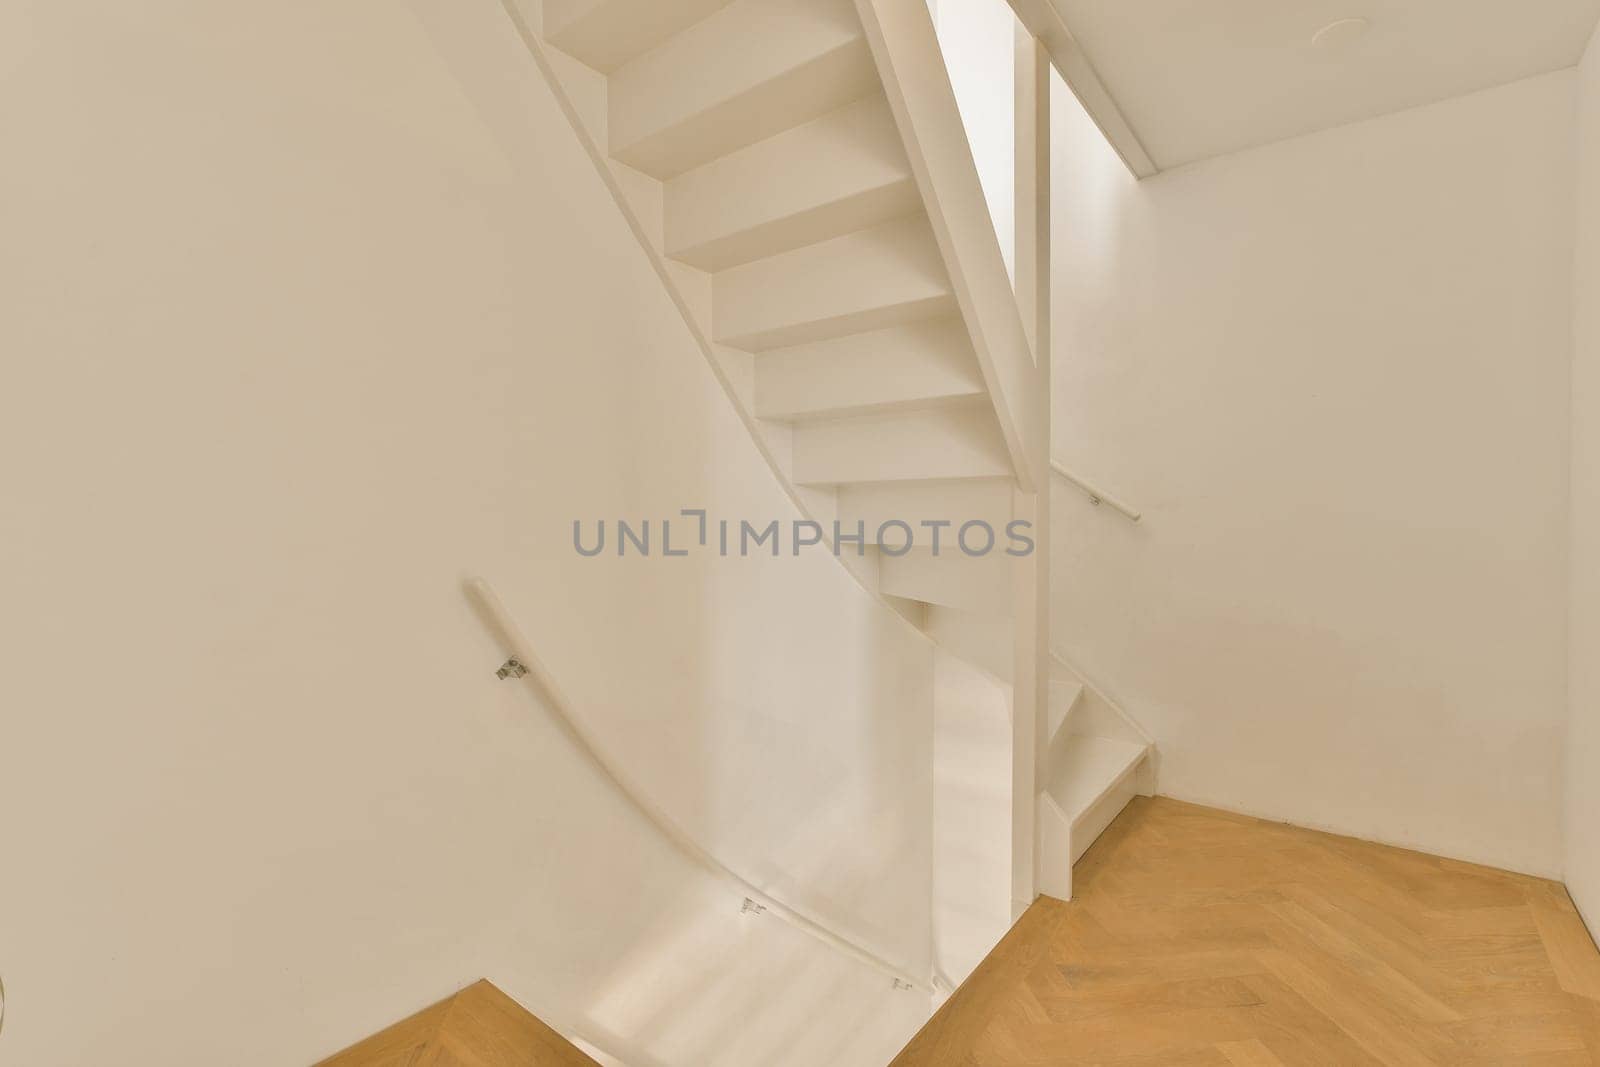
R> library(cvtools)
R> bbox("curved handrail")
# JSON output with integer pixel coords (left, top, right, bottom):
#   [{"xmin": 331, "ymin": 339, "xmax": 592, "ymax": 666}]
[
  {"xmin": 464, "ymin": 577, "xmax": 930, "ymax": 993},
  {"xmin": 1051, "ymin": 460, "xmax": 1142, "ymax": 523}
]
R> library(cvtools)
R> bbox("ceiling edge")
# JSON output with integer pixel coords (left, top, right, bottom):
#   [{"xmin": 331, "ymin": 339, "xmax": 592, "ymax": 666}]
[{"xmin": 1004, "ymin": 0, "xmax": 1160, "ymax": 178}]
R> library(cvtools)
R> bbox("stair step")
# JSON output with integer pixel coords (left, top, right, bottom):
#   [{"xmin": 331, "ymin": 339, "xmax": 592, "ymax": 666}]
[
  {"xmin": 879, "ymin": 547, "xmax": 1012, "ymax": 615},
  {"xmin": 543, "ymin": 0, "xmax": 736, "ymax": 72},
  {"xmin": 715, "ymin": 216, "xmax": 953, "ymax": 350},
  {"xmin": 754, "ymin": 318, "xmax": 983, "ymax": 420},
  {"xmin": 1044, "ymin": 735, "xmax": 1149, "ymax": 833},
  {"xmin": 835, "ymin": 477, "xmax": 1014, "ymax": 546},
  {"xmin": 608, "ymin": 0, "xmax": 880, "ymax": 178},
  {"xmin": 665, "ymin": 95, "xmax": 919, "ymax": 271},
  {"xmin": 791, "ymin": 404, "xmax": 1011, "ymax": 486}
]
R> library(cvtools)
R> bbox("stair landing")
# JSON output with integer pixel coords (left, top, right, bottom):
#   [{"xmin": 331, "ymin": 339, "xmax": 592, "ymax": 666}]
[{"xmin": 315, "ymin": 979, "xmax": 598, "ymax": 1067}]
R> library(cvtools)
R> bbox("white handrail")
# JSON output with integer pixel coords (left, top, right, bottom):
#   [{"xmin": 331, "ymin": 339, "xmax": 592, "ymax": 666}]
[
  {"xmin": 464, "ymin": 577, "xmax": 930, "ymax": 993},
  {"xmin": 1051, "ymin": 461, "xmax": 1142, "ymax": 522}
]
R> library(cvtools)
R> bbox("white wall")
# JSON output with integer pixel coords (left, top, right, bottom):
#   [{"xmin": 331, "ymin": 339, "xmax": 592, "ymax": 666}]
[
  {"xmin": 930, "ymin": 649, "xmax": 1012, "ymax": 988},
  {"xmin": 1568, "ymin": 23, "xmax": 1600, "ymax": 927},
  {"xmin": 1051, "ymin": 71, "xmax": 1577, "ymax": 876},
  {"xmin": 0, "ymin": 2, "xmax": 937, "ymax": 1063}
]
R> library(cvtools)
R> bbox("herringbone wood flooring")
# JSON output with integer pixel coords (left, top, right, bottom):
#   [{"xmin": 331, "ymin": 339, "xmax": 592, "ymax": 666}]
[
  {"xmin": 894, "ymin": 797, "xmax": 1600, "ymax": 1066},
  {"xmin": 314, "ymin": 979, "xmax": 599, "ymax": 1066}
]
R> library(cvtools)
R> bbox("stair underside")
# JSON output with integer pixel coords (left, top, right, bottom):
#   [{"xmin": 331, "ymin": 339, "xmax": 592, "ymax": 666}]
[
  {"xmin": 791, "ymin": 403, "xmax": 1011, "ymax": 487},
  {"xmin": 879, "ymin": 546, "xmax": 1012, "ymax": 615}
]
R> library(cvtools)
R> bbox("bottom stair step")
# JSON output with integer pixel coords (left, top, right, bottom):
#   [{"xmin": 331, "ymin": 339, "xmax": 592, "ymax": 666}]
[{"xmin": 1044, "ymin": 734, "xmax": 1150, "ymax": 865}]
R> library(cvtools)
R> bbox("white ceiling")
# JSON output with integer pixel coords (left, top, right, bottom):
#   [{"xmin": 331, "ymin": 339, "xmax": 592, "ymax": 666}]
[{"xmin": 1050, "ymin": 0, "xmax": 1600, "ymax": 169}]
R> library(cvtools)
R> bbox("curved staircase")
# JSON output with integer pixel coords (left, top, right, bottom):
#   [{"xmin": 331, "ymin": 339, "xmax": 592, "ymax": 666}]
[
  {"xmin": 502, "ymin": 0, "xmax": 1155, "ymax": 1054},
  {"xmin": 516, "ymin": 0, "xmax": 1034, "ymax": 598}
]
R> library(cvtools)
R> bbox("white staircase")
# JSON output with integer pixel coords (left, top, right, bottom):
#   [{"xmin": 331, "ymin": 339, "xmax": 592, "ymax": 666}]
[
  {"xmin": 516, "ymin": 0, "xmax": 1151, "ymax": 989},
  {"xmin": 519, "ymin": 0, "xmax": 1032, "ymax": 523},
  {"xmin": 1037, "ymin": 657, "xmax": 1152, "ymax": 898}
]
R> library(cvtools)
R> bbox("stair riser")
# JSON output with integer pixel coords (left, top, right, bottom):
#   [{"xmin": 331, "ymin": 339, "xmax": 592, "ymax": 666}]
[
  {"xmin": 666, "ymin": 95, "xmax": 920, "ymax": 271},
  {"xmin": 609, "ymin": 0, "xmax": 880, "ymax": 179},
  {"xmin": 544, "ymin": 0, "xmax": 737, "ymax": 72},
  {"xmin": 722, "ymin": 296, "xmax": 954, "ymax": 352},
  {"xmin": 714, "ymin": 218, "xmax": 954, "ymax": 352},
  {"xmin": 673, "ymin": 184, "xmax": 921, "ymax": 272},
  {"xmin": 791, "ymin": 406, "xmax": 1011, "ymax": 487},
  {"xmin": 1070, "ymin": 765, "xmax": 1145, "ymax": 864},
  {"xmin": 616, "ymin": 46, "xmax": 878, "ymax": 178},
  {"xmin": 755, "ymin": 320, "xmax": 984, "ymax": 420}
]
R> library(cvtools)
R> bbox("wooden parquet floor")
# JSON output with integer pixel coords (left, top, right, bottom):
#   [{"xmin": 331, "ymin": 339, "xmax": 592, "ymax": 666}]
[
  {"xmin": 314, "ymin": 979, "xmax": 599, "ymax": 1066},
  {"xmin": 893, "ymin": 797, "xmax": 1600, "ymax": 1066}
]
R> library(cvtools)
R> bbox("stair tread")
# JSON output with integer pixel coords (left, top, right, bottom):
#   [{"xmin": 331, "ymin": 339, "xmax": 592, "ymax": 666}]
[
  {"xmin": 667, "ymin": 95, "xmax": 919, "ymax": 271},
  {"xmin": 791, "ymin": 403, "xmax": 1011, "ymax": 486},
  {"xmin": 1044, "ymin": 735, "xmax": 1149, "ymax": 825},
  {"xmin": 754, "ymin": 318, "xmax": 983, "ymax": 420},
  {"xmin": 608, "ymin": 0, "xmax": 879, "ymax": 178},
  {"xmin": 716, "ymin": 216, "xmax": 953, "ymax": 351}
]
